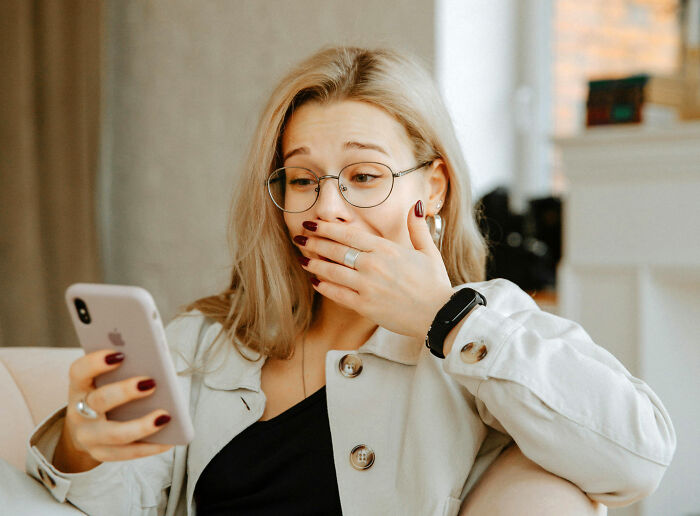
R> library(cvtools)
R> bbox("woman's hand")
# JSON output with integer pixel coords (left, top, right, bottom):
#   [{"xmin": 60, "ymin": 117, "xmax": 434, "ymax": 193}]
[
  {"xmin": 55, "ymin": 349, "xmax": 174, "ymax": 472},
  {"xmin": 294, "ymin": 199, "xmax": 455, "ymax": 340}
]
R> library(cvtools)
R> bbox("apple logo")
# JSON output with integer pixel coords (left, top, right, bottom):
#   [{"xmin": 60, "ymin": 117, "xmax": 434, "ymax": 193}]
[{"xmin": 108, "ymin": 329, "xmax": 125, "ymax": 347}]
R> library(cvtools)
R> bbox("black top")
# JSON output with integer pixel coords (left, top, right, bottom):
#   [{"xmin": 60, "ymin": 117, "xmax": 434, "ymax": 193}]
[{"xmin": 193, "ymin": 385, "xmax": 343, "ymax": 515}]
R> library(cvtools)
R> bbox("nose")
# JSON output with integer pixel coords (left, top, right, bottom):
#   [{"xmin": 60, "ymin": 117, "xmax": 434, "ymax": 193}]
[{"xmin": 312, "ymin": 175, "xmax": 350, "ymax": 215}]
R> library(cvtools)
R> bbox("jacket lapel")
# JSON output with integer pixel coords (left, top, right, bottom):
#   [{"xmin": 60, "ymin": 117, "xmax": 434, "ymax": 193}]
[{"xmin": 180, "ymin": 322, "xmax": 268, "ymax": 513}]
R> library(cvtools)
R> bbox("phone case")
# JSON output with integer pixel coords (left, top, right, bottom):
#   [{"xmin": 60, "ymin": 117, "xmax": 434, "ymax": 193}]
[{"xmin": 65, "ymin": 283, "xmax": 195, "ymax": 445}]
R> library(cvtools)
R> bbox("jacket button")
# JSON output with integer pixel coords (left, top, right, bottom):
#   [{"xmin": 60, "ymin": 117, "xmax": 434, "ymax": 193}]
[
  {"xmin": 338, "ymin": 354, "xmax": 363, "ymax": 378},
  {"xmin": 37, "ymin": 467, "xmax": 56, "ymax": 488},
  {"xmin": 349, "ymin": 444, "xmax": 375, "ymax": 470},
  {"xmin": 460, "ymin": 341, "xmax": 487, "ymax": 364}
]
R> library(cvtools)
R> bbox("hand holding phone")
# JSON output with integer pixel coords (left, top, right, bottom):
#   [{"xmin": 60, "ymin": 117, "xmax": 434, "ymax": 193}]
[
  {"xmin": 56, "ymin": 348, "xmax": 177, "ymax": 468},
  {"xmin": 63, "ymin": 283, "xmax": 194, "ymax": 456}
]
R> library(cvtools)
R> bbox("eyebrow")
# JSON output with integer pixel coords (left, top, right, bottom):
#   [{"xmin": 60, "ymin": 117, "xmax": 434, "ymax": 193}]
[{"xmin": 283, "ymin": 141, "xmax": 391, "ymax": 161}]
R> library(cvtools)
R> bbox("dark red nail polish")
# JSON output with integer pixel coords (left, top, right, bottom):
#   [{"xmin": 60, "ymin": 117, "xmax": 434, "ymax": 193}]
[
  {"xmin": 155, "ymin": 415, "xmax": 171, "ymax": 426},
  {"xmin": 293, "ymin": 235, "xmax": 308, "ymax": 246},
  {"xmin": 105, "ymin": 352, "xmax": 125, "ymax": 365},
  {"xmin": 415, "ymin": 200, "xmax": 424, "ymax": 217},
  {"xmin": 138, "ymin": 379, "xmax": 156, "ymax": 391},
  {"xmin": 302, "ymin": 221, "xmax": 317, "ymax": 232},
  {"xmin": 310, "ymin": 277, "xmax": 320, "ymax": 287},
  {"xmin": 298, "ymin": 256, "xmax": 310, "ymax": 266}
]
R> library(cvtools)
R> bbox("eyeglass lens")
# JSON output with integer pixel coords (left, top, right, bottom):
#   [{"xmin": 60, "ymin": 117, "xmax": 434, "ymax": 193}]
[{"xmin": 267, "ymin": 163, "xmax": 393, "ymax": 212}]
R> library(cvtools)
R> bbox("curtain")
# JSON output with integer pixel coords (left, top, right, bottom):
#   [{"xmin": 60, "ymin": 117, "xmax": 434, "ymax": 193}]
[{"xmin": 0, "ymin": 0, "xmax": 103, "ymax": 348}]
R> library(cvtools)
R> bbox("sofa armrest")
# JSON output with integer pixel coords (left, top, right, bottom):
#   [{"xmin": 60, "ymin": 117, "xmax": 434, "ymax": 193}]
[{"xmin": 0, "ymin": 347, "xmax": 84, "ymax": 470}]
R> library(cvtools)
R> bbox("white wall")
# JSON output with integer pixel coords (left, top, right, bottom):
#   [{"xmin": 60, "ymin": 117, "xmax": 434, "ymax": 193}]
[
  {"xmin": 435, "ymin": 0, "xmax": 553, "ymax": 211},
  {"xmin": 435, "ymin": 0, "xmax": 519, "ymax": 202}
]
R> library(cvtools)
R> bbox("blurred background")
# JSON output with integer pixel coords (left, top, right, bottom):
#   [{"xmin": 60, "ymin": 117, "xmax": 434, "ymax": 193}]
[{"xmin": 1, "ymin": 1, "xmax": 698, "ymax": 514}]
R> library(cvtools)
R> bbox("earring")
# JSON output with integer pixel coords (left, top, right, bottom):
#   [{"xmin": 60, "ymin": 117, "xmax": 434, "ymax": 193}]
[{"xmin": 426, "ymin": 213, "xmax": 444, "ymax": 252}]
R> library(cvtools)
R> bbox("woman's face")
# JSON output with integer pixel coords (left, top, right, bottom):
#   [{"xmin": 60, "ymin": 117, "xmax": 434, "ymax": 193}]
[{"xmin": 281, "ymin": 99, "xmax": 448, "ymax": 263}]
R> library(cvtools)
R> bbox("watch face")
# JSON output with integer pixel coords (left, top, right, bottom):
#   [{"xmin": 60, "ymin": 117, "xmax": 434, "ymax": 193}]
[{"xmin": 440, "ymin": 288, "xmax": 477, "ymax": 321}]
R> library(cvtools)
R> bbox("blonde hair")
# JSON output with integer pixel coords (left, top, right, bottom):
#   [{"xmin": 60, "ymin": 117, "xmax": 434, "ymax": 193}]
[{"xmin": 177, "ymin": 45, "xmax": 487, "ymax": 375}]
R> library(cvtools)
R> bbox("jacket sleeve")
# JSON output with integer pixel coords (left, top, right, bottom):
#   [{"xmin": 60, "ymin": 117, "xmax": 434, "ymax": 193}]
[
  {"xmin": 25, "ymin": 405, "xmax": 175, "ymax": 515},
  {"xmin": 442, "ymin": 278, "xmax": 676, "ymax": 507},
  {"xmin": 24, "ymin": 313, "xmax": 204, "ymax": 515}
]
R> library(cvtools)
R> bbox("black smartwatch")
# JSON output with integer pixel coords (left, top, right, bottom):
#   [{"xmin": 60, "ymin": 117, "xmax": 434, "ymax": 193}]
[{"xmin": 425, "ymin": 287, "xmax": 486, "ymax": 359}]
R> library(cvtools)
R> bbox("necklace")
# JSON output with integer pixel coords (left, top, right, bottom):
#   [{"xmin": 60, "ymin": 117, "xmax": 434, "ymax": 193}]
[{"xmin": 302, "ymin": 328, "xmax": 307, "ymax": 398}]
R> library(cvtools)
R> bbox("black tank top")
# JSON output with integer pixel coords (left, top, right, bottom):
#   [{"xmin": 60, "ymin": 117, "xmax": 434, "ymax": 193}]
[{"xmin": 193, "ymin": 385, "xmax": 343, "ymax": 515}]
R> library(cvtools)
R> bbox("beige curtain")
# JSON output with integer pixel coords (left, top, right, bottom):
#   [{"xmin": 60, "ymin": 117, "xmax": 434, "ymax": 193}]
[{"xmin": 0, "ymin": 1, "xmax": 103, "ymax": 348}]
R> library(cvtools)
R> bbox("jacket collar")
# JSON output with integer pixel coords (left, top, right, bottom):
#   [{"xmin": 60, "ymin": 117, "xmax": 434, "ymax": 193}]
[
  {"xmin": 201, "ymin": 322, "xmax": 422, "ymax": 392},
  {"xmin": 358, "ymin": 324, "xmax": 423, "ymax": 366}
]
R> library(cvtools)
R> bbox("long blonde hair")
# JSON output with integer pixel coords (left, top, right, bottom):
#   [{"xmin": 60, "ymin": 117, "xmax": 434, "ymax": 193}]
[{"xmin": 179, "ymin": 45, "xmax": 487, "ymax": 374}]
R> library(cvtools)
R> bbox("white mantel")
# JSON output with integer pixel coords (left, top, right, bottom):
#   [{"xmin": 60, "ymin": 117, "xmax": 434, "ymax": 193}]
[{"xmin": 554, "ymin": 122, "xmax": 700, "ymax": 516}]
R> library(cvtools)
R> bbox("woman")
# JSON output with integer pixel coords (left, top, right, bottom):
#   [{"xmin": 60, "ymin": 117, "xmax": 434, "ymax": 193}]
[{"xmin": 27, "ymin": 46, "xmax": 675, "ymax": 515}]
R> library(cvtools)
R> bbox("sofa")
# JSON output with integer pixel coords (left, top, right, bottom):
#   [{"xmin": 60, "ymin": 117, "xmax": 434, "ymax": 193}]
[
  {"xmin": 0, "ymin": 346, "xmax": 84, "ymax": 472},
  {"xmin": 0, "ymin": 346, "xmax": 85, "ymax": 514},
  {"xmin": 0, "ymin": 346, "xmax": 606, "ymax": 515}
]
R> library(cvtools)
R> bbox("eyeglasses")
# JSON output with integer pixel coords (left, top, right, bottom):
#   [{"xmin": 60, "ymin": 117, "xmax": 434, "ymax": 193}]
[{"xmin": 265, "ymin": 160, "xmax": 433, "ymax": 213}]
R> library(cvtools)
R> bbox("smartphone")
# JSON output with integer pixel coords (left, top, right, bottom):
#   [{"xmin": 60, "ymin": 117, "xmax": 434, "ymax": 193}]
[{"xmin": 65, "ymin": 283, "xmax": 194, "ymax": 445}]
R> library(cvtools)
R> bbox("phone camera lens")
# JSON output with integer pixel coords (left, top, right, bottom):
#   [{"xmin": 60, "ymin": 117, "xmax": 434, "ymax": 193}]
[{"xmin": 74, "ymin": 298, "xmax": 91, "ymax": 324}]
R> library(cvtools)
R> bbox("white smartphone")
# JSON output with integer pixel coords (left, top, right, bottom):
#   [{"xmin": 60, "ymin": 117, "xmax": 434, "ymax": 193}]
[{"xmin": 65, "ymin": 283, "xmax": 194, "ymax": 445}]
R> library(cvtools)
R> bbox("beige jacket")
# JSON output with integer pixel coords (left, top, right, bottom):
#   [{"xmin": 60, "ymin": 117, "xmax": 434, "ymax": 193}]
[{"xmin": 25, "ymin": 278, "xmax": 676, "ymax": 515}]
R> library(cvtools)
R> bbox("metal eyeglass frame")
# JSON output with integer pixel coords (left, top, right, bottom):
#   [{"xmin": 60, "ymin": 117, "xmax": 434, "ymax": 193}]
[{"xmin": 265, "ymin": 160, "xmax": 434, "ymax": 213}]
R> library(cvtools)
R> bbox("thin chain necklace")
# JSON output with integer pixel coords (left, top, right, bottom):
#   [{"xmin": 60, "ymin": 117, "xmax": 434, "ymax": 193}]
[{"xmin": 301, "ymin": 328, "xmax": 307, "ymax": 398}]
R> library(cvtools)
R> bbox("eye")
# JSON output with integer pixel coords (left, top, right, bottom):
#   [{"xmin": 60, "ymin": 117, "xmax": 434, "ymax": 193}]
[
  {"xmin": 341, "ymin": 163, "xmax": 390, "ymax": 187},
  {"xmin": 351, "ymin": 173, "xmax": 380, "ymax": 184},
  {"xmin": 290, "ymin": 178, "xmax": 315, "ymax": 186}
]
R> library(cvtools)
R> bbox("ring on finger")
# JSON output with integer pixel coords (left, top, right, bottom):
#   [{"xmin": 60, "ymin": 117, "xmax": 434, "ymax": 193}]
[
  {"xmin": 343, "ymin": 247, "xmax": 362, "ymax": 269},
  {"xmin": 76, "ymin": 392, "xmax": 99, "ymax": 419}
]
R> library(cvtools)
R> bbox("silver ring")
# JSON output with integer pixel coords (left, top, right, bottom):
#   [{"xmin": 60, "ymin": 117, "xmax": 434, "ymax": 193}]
[
  {"xmin": 76, "ymin": 394, "xmax": 99, "ymax": 419},
  {"xmin": 343, "ymin": 247, "xmax": 362, "ymax": 269}
]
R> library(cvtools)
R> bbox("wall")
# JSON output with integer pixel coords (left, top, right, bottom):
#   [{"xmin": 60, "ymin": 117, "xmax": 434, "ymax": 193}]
[
  {"xmin": 100, "ymin": 0, "xmax": 435, "ymax": 320},
  {"xmin": 436, "ymin": 0, "xmax": 554, "ymax": 212},
  {"xmin": 435, "ymin": 0, "xmax": 519, "ymax": 202}
]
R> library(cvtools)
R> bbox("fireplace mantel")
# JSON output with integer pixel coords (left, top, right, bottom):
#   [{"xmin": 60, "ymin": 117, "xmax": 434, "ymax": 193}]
[{"xmin": 554, "ymin": 121, "xmax": 700, "ymax": 516}]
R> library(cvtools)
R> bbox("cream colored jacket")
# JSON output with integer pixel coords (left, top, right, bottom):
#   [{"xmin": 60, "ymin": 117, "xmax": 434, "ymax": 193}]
[{"xmin": 25, "ymin": 278, "xmax": 676, "ymax": 516}]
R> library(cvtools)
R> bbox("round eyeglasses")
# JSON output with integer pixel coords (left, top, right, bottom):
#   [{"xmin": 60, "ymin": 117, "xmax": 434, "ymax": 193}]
[{"xmin": 265, "ymin": 160, "xmax": 432, "ymax": 213}]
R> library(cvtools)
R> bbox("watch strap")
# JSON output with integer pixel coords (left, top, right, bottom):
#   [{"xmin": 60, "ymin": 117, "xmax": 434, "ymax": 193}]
[{"xmin": 425, "ymin": 287, "xmax": 486, "ymax": 359}]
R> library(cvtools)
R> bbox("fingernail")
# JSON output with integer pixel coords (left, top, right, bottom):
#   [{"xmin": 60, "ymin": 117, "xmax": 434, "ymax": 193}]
[
  {"xmin": 302, "ymin": 221, "xmax": 317, "ymax": 232},
  {"xmin": 105, "ymin": 352, "xmax": 125, "ymax": 364},
  {"xmin": 155, "ymin": 415, "xmax": 171, "ymax": 427},
  {"xmin": 138, "ymin": 379, "xmax": 156, "ymax": 391},
  {"xmin": 414, "ymin": 200, "xmax": 424, "ymax": 217},
  {"xmin": 310, "ymin": 277, "xmax": 320, "ymax": 287},
  {"xmin": 293, "ymin": 235, "xmax": 308, "ymax": 246},
  {"xmin": 297, "ymin": 256, "xmax": 310, "ymax": 266}
]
